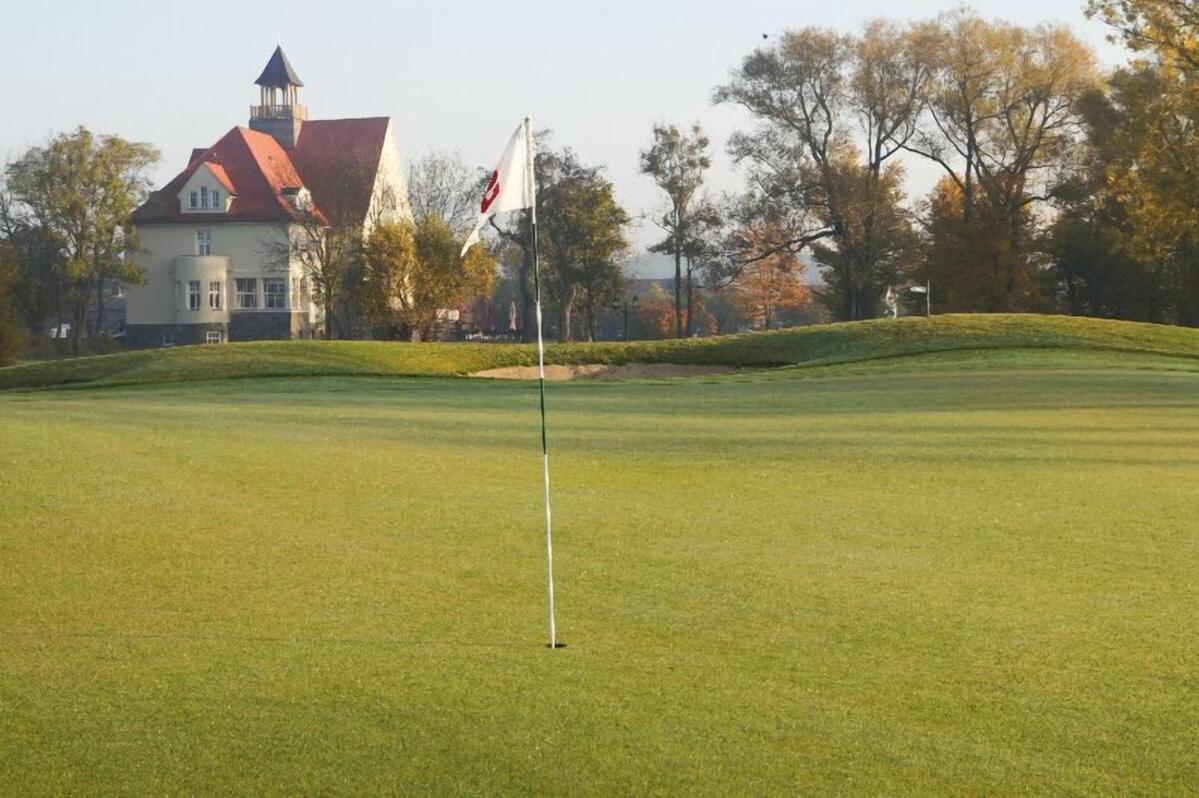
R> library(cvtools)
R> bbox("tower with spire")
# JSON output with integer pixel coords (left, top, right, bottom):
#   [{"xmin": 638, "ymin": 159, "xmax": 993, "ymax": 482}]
[{"xmin": 249, "ymin": 45, "xmax": 307, "ymax": 149}]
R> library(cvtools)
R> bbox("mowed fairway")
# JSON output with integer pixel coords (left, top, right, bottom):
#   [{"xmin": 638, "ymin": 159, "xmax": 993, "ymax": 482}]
[{"xmin": 1, "ymin": 347, "xmax": 1198, "ymax": 793}]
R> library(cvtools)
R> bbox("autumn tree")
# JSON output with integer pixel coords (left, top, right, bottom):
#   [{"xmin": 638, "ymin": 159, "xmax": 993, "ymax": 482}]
[
  {"xmin": 714, "ymin": 22, "xmax": 927, "ymax": 320},
  {"xmin": 640, "ymin": 123, "xmax": 712, "ymax": 336},
  {"xmin": 3, "ymin": 127, "xmax": 158, "ymax": 352},
  {"xmin": 1046, "ymin": 65, "xmax": 1199, "ymax": 324},
  {"xmin": 1069, "ymin": 0, "xmax": 1199, "ymax": 324},
  {"xmin": 727, "ymin": 223, "xmax": 812, "ymax": 329},
  {"xmin": 356, "ymin": 216, "xmax": 496, "ymax": 340},
  {"xmin": 904, "ymin": 12, "xmax": 1099, "ymax": 310}
]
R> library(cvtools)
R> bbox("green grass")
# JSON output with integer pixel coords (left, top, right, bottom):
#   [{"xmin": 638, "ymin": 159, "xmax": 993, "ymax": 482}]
[
  {"xmin": 1, "ymin": 320, "xmax": 1198, "ymax": 793},
  {"xmin": 3, "ymin": 313, "xmax": 1198, "ymax": 391}
]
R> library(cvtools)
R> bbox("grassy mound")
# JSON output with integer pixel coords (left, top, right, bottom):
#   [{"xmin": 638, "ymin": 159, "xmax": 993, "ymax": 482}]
[{"xmin": 1, "ymin": 313, "xmax": 1197, "ymax": 391}]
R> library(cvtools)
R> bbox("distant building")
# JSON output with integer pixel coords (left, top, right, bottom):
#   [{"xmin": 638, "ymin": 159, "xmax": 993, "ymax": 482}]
[{"xmin": 127, "ymin": 46, "xmax": 408, "ymax": 346}]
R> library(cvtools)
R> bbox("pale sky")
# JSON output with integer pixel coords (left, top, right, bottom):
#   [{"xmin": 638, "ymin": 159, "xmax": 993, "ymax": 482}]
[{"xmin": 2, "ymin": 0, "xmax": 1126, "ymax": 275}]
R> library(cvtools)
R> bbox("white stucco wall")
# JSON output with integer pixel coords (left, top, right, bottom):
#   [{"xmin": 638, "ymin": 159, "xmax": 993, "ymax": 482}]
[
  {"xmin": 127, "ymin": 222, "xmax": 298, "ymax": 324},
  {"xmin": 365, "ymin": 120, "xmax": 412, "ymax": 232}
]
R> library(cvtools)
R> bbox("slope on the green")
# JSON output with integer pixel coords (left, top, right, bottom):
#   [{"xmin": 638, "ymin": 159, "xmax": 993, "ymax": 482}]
[
  {"xmin": 1, "ymin": 349, "xmax": 1196, "ymax": 794},
  {"xmin": 2, "ymin": 313, "xmax": 1198, "ymax": 391}
]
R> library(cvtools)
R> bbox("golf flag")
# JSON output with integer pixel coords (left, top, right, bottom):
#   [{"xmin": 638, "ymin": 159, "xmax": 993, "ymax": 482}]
[
  {"xmin": 460, "ymin": 120, "xmax": 535, "ymax": 256},
  {"xmin": 462, "ymin": 119, "xmax": 561, "ymax": 650}
]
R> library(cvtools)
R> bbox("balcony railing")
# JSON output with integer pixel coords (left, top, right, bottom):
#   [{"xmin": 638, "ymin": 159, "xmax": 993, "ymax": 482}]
[{"xmin": 250, "ymin": 104, "xmax": 308, "ymax": 121}]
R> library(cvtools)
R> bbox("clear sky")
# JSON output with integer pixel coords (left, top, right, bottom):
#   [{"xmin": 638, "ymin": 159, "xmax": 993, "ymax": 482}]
[{"xmin": 1, "ymin": 0, "xmax": 1126, "ymax": 274}]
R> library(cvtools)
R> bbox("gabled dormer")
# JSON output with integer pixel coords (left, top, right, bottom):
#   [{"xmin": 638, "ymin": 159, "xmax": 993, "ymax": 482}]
[{"xmin": 178, "ymin": 162, "xmax": 236, "ymax": 213}]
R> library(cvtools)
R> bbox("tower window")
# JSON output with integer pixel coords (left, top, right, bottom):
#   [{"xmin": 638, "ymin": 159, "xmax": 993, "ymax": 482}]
[
  {"xmin": 187, "ymin": 281, "xmax": 201, "ymax": 311},
  {"xmin": 189, "ymin": 191, "xmax": 198, "ymax": 209},
  {"xmin": 209, "ymin": 281, "xmax": 222, "ymax": 310},
  {"xmin": 196, "ymin": 229, "xmax": 212, "ymax": 256},
  {"xmin": 200, "ymin": 186, "xmax": 209, "ymax": 209}
]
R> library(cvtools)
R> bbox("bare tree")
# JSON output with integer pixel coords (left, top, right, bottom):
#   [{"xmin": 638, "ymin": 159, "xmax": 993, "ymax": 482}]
[
  {"xmin": 261, "ymin": 157, "xmax": 401, "ymax": 339},
  {"xmin": 407, "ymin": 151, "xmax": 481, "ymax": 231}
]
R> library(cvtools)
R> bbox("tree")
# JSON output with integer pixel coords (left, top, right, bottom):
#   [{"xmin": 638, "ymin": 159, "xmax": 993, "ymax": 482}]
[
  {"xmin": 410, "ymin": 215, "xmax": 496, "ymax": 340},
  {"xmin": 407, "ymin": 151, "xmax": 481, "ymax": 231},
  {"xmin": 3, "ymin": 127, "xmax": 158, "ymax": 352},
  {"xmin": 714, "ymin": 23, "xmax": 926, "ymax": 320},
  {"xmin": 1087, "ymin": 0, "xmax": 1199, "ymax": 74},
  {"xmin": 728, "ymin": 223, "xmax": 812, "ymax": 329},
  {"xmin": 0, "ymin": 192, "xmax": 64, "ymax": 340},
  {"xmin": 352, "ymin": 218, "xmax": 418, "ymax": 333},
  {"xmin": 919, "ymin": 177, "xmax": 1040, "ymax": 313},
  {"xmin": 539, "ymin": 162, "xmax": 630, "ymax": 341},
  {"xmin": 266, "ymin": 157, "xmax": 402, "ymax": 339},
  {"xmin": 358, "ymin": 216, "xmax": 496, "ymax": 341},
  {"xmin": 1046, "ymin": 65, "xmax": 1199, "ymax": 324},
  {"xmin": 0, "ymin": 242, "xmax": 25, "ymax": 364},
  {"xmin": 487, "ymin": 129, "xmax": 557, "ymax": 342},
  {"xmin": 640, "ymin": 123, "xmax": 712, "ymax": 337},
  {"xmin": 904, "ymin": 12, "xmax": 1099, "ymax": 310}
]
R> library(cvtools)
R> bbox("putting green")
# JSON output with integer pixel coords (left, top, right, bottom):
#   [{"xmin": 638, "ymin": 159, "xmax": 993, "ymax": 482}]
[{"xmin": 1, "ymin": 333, "xmax": 1197, "ymax": 793}]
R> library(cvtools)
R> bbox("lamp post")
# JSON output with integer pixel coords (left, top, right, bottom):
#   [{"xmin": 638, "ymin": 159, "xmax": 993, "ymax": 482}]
[{"xmin": 611, "ymin": 295, "xmax": 639, "ymax": 341}]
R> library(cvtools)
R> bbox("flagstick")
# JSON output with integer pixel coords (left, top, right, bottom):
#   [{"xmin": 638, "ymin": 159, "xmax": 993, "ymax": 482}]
[{"xmin": 526, "ymin": 117, "xmax": 560, "ymax": 650}]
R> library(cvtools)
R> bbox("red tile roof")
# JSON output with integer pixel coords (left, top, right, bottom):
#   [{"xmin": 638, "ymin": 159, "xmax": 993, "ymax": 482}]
[
  {"xmin": 203, "ymin": 162, "xmax": 237, "ymax": 194},
  {"xmin": 291, "ymin": 117, "xmax": 391, "ymax": 223},
  {"xmin": 133, "ymin": 118, "xmax": 391, "ymax": 226}
]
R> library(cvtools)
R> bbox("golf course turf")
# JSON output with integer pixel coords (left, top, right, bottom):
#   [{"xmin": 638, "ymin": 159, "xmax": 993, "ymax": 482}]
[{"xmin": 1, "ymin": 315, "xmax": 1197, "ymax": 793}]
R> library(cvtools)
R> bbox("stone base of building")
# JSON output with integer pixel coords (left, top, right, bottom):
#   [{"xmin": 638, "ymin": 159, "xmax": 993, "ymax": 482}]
[
  {"xmin": 127, "ymin": 313, "xmax": 316, "ymax": 348},
  {"xmin": 229, "ymin": 311, "xmax": 315, "ymax": 340},
  {"xmin": 126, "ymin": 323, "xmax": 227, "ymax": 348}
]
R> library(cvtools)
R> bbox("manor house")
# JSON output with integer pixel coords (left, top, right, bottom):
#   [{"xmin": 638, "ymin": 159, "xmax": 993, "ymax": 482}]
[{"xmin": 127, "ymin": 47, "xmax": 408, "ymax": 346}]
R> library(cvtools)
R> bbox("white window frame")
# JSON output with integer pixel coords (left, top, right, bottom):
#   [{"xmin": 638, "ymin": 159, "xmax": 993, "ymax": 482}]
[
  {"xmin": 205, "ymin": 330, "xmax": 223, "ymax": 344},
  {"xmin": 187, "ymin": 281, "xmax": 201, "ymax": 312},
  {"xmin": 189, "ymin": 191, "xmax": 198, "ymax": 209},
  {"xmin": 200, "ymin": 186, "xmax": 209, "ymax": 210},
  {"xmin": 196, "ymin": 229, "xmax": 212, "ymax": 256},
  {"xmin": 212, "ymin": 189, "xmax": 220, "ymax": 209},
  {"xmin": 264, "ymin": 278, "xmax": 287, "ymax": 310},
  {"xmin": 208, "ymin": 281, "xmax": 222, "ymax": 310},
  {"xmin": 236, "ymin": 278, "xmax": 258, "ymax": 309}
]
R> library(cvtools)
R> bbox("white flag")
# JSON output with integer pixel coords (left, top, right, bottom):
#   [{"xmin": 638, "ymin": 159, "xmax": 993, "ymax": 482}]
[{"xmin": 461, "ymin": 119, "xmax": 535, "ymax": 256}]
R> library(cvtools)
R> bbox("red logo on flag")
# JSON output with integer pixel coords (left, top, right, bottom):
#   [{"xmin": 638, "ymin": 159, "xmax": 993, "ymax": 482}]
[{"xmin": 481, "ymin": 170, "xmax": 500, "ymax": 213}]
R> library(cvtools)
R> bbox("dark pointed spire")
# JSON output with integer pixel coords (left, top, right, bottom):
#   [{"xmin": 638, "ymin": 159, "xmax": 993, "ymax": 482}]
[{"xmin": 255, "ymin": 45, "xmax": 303, "ymax": 88}]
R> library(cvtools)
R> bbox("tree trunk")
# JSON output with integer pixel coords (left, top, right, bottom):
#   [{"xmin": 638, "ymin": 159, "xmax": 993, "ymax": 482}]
[
  {"xmin": 519, "ymin": 248, "xmax": 536, "ymax": 342},
  {"xmin": 556, "ymin": 286, "xmax": 577, "ymax": 342},
  {"xmin": 584, "ymin": 290, "xmax": 596, "ymax": 342},
  {"xmin": 94, "ymin": 279, "xmax": 107, "ymax": 340},
  {"xmin": 70, "ymin": 297, "xmax": 85, "ymax": 354},
  {"xmin": 674, "ymin": 227, "xmax": 683, "ymax": 338},
  {"xmin": 685, "ymin": 258, "xmax": 694, "ymax": 337}
]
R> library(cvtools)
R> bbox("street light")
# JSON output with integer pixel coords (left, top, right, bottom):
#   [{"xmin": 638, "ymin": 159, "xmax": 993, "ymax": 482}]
[{"xmin": 611, "ymin": 295, "xmax": 639, "ymax": 341}]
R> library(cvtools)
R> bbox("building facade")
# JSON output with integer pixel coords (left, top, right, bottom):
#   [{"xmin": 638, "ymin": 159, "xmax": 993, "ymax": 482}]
[{"xmin": 127, "ymin": 46, "xmax": 408, "ymax": 346}]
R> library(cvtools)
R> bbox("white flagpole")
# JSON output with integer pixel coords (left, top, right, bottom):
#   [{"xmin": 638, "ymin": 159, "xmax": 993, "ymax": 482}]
[{"xmin": 525, "ymin": 117, "xmax": 559, "ymax": 649}]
